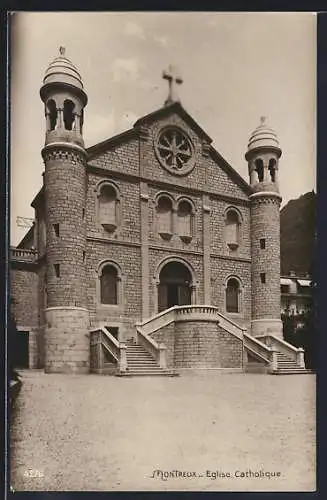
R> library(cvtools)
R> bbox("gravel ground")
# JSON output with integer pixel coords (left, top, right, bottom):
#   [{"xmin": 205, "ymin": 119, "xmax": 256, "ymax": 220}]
[{"xmin": 10, "ymin": 370, "xmax": 316, "ymax": 492}]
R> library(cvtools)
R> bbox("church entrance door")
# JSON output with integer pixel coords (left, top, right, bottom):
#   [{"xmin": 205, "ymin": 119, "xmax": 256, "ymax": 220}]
[{"xmin": 158, "ymin": 261, "xmax": 192, "ymax": 313}]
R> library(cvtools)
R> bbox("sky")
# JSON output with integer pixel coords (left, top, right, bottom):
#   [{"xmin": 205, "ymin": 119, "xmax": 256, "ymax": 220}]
[{"xmin": 10, "ymin": 12, "xmax": 316, "ymax": 245}]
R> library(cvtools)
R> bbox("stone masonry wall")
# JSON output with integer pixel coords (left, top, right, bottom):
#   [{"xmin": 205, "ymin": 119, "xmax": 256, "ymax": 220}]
[
  {"xmin": 43, "ymin": 148, "xmax": 87, "ymax": 308},
  {"xmin": 210, "ymin": 257, "xmax": 251, "ymax": 330},
  {"xmin": 210, "ymin": 198, "xmax": 251, "ymax": 259},
  {"xmin": 86, "ymin": 172, "xmax": 141, "ymax": 244},
  {"xmin": 174, "ymin": 321, "xmax": 243, "ymax": 369},
  {"xmin": 11, "ymin": 267, "xmax": 38, "ymax": 329},
  {"xmin": 44, "ymin": 307, "xmax": 89, "ymax": 373},
  {"xmin": 86, "ymin": 240, "xmax": 142, "ymax": 339},
  {"xmin": 151, "ymin": 323, "xmax": 175, "ymax": 368}
]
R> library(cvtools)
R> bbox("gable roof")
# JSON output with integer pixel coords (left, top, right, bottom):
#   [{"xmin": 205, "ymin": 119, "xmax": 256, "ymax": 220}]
[
  {"xmin": 208, "ymin": 146, "xmax": 251, "ymax": 196},
  {"xmin": 87, "ymin": 102, "xmax": 213, "ymax": 159},
  {"xmin": 134, "ymin": 101, "xmax": 212, "ymax": 144}
]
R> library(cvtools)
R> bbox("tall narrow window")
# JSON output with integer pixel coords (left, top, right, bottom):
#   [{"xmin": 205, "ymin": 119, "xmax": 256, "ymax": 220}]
[
  {"xmin": 225, "ymin": 210, "xmax": 240, "ymax": 250},
  {"xmin": 100, "ymin": 265, "xmax": 118, "ymax": 305},
  {"xmin": 260, "ymin": 273, "xmax": 266, "ymax": 284},
  {"xmin": 255, "ymin": 158, "xmax": 264, "ymax": 182},
  {"xmin": 268, "ymin": 158, "xmax": 276, "ymax": 182},
  {"xmin": 53, "ymin": 223, "xmax": 59, "ymax": 237},
  {"xmin": 54, "ymin": 264, "xmax": 60, "ymax": 278},
  {"xmin": 156, "ymin": 196, "xmax": 173, "ymax": 239},
  {"xmin": 177, "ymin": 200, "xmax": 193, "ymax": 242},
  {"xmin": 63, "ymin": 99, "xmax": 75, "ymax": 130},
  {"xmin": 99, "ymin": 185, "xmax": 118, "ymax": 232},
  {"xmin": 47, "ymin": 99, "xmax": 57, "ymax": 131},
  {"xmin": 260, "ymin": 238, "xmax": 266, "ymax": 249},
  {"xmin": 226, "ymin": 278, "xmax": 240, "ymax": 313}
]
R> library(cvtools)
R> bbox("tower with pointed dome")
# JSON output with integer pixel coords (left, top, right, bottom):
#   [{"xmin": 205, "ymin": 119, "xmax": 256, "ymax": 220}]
[
  {"xmin": 245, "ymin": 117, "xmax": 283, "ymax": 338},
  {"xmin": 40, "ymin": 47, "xmax": 90, "ymax": 373}
]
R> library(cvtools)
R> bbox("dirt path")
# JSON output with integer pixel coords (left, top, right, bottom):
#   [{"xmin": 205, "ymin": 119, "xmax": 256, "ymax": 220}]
[{"xmin": 10, "ymin": 370, "xmax": 316, "ymax": 491}]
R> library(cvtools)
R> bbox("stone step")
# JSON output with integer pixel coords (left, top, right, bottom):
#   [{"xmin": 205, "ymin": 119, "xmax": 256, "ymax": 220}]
[
  {"xmin": 127, "ymin": 359, "xmax": 158, "ymax": 364},
  {"xmin": 117, "ymin": 370, "xmax": 178, "ymax": 377},
  {"xmin": 273, "ymin": 369, "xmax": 313, "ymax": 375}
]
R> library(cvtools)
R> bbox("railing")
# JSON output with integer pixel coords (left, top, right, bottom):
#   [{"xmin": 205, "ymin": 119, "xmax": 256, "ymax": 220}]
[
  {"xmin": 175, "ymin": 305, "xmax": 219, "ymax": 321},
  {"xmin": 256, "ymin": 334, "xmax": 305, "ymax": 368},
  {"xmin": 10, "ymin": 247, "xmax": 38, "ymax": 262},
  {"xmin": 136, "ymin": 306, "xmax": 176, "ymax": 335},
  {"xmin": 243, "ymin": 332, "xmax": 273, "ymax": 364},
  {"xmin": 90, "ymin": 326, "xmax": 127, "ymax": 372},
  {"xmin": 137, "ymin": 305, "xmax": 245, "ymax": 339},
  {"xmin": 136, "ymin": 328, "xmax": 167, "ymax": 369}
]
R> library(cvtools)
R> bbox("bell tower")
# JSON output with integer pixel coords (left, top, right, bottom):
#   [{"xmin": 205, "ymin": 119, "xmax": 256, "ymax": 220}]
[
  {"xmin": 245, "ymin": 117, "xmax": 283, "ymax": 338},
  {"xmin": 40, "ymin": 47, "xmax": 89, "ymax": 373}
]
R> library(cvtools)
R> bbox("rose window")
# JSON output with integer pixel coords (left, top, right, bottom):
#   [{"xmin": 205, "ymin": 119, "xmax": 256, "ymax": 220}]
[{"xmin": 155, "ymin": 127, "xmax": 195, "ymax": 175}]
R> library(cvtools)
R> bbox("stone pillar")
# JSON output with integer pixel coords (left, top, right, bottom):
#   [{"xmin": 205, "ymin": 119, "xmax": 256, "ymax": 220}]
[
  {"xmin": 140, "ymin": 183, "xmax": 149, "ymax": 320},
  {"xmin": 203, "ymin": 195, "xmax": 211, "ymax": 304}
]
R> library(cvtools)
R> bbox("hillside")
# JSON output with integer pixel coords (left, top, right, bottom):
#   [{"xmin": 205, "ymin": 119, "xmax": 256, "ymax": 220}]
[{"xmin": 280, "ymin": 191, "xmax": 316, "ymax": 276}]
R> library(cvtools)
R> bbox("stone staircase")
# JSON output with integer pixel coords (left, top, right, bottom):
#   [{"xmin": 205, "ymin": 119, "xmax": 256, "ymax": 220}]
[
  {"xmin": 272, "ymin": 352, "xmax": 314, "ymax": 375},
  {"xmin": 117, "ymin": 339, "xmax": 178, "ymax": 377}
]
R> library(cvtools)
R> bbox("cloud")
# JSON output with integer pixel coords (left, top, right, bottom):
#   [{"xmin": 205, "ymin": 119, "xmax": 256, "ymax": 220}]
[
  {"xmin": 124, "ymin": 21, "xmax": 145, "ymax": 40},
  {"xmin": 112, "ymin": 58, "xmax": 139, "ymax": 83}
]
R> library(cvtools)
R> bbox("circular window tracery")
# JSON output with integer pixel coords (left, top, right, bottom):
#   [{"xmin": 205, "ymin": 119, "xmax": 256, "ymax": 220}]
[{"xmin": 155, "ymin": 127, "xmax": 195, "ymax": 175}]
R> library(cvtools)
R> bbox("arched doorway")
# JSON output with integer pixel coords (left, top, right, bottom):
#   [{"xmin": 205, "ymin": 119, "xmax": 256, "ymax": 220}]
[{"xmin": 158, "ymin": 261, "xmax": 192, "ymax": 312}]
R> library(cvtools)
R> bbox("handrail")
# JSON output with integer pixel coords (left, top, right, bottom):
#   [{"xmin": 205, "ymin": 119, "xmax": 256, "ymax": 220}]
[
  {"xmin": 256, "ymin": 334, "xmax": 304, "ymax": 353},
  {"xmin": 137, "ymin": 305, "xmax": 245, "ymax": 340}
]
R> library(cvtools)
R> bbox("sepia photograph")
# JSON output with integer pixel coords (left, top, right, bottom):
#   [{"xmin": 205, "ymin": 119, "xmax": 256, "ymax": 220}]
[{"xmin": 9, "ymin": 11, "xmax": 316, "ymax": 492}]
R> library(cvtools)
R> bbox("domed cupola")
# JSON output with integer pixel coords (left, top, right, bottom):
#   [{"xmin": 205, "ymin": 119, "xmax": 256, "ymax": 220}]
[
  {"xmin": 40, "ymin": 47, "xmax": 87, "ymax": 148},
  {"xmin": 43, "ymin": 47, "xmax": 84, "ymax": 87},
  {"xmin": 245, "ymin": 116, "xmax": 282, "ymax": 194}
]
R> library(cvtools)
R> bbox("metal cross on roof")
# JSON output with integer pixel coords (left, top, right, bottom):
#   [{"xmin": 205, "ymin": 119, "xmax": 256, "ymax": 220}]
[{"xmin": 162, "ymin": 64, "xmax": 183, "ymax": 106}]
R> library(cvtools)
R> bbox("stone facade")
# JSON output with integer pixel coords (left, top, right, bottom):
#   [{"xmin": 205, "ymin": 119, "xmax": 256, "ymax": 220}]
[{"xmin": 10, "ymin": 51, "xmax": 283, "ymax": 372}]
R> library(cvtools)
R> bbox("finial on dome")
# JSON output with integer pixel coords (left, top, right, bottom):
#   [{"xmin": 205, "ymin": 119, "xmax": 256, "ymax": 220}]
[
  {"xmin": 260, "ymin": 116, "xmax": 267, "ymax": 125},
  {"xmin": 59, "ymin": 46, "xmax": 66, "ymax": 56}
]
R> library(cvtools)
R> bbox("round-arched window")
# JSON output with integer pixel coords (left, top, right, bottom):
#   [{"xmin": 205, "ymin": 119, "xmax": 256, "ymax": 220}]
[
  {"xmin": 100, "ymin": 265, "xmax": 118, "ymax": 305},
  {"xmin": 226, "ymin": 278, "xmax": 240, "ymax": 313}
]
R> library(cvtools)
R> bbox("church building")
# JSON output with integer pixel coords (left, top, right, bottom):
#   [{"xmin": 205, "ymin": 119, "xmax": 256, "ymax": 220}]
[{"xmin": 10, "ymin": 48, "xmax": 307, "ymax": 375}]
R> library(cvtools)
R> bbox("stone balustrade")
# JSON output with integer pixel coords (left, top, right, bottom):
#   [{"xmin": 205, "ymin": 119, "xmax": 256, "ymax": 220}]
[
  {"xmin": 10, "ymin": 247, "xmax": 38, "ymax": 262},
  {"xmin": 90, "ymin": 326, "xmax": 127, "ymax": 373},
  {"xmin": 243, "ymin": 331, "xmax": 273, "ymax": 364},
  {"xmin": 257, "ymin": 334, "xmax": 305, "ymax": 367}
]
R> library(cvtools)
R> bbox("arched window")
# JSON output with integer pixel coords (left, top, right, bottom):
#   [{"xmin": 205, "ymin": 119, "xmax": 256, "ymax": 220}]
[
  {"xmin": 177, "ymin": 199, "xmax": 193, "ymax": 242},
  {"xmin": 98, "ymin": 184, "xmax": 118, "ymax": 232},
  {"xmin": 47, "ymin": 99, "xmax": 57, "ymax": 131},
  {"xmin": 225, "ymin": 209, "xmax": 240, "ymax": 250},
  {"xmin": 63, "ymin": 99, "xmax": 75, "ymax": 131},
  {"xmin": 268, "ymin": 158, "xmax": 276, "ymax": 182},
  {"xmin": 100, "ymin": 265, "xmax": 118, "ymax": 305},
  {"xmin": 255, "ymin": 158, "xmax": 264, "ymax": 182},
  {"xmin": 226, "ymin": 278, "xmax": 240, "ymax": 313},
  {"xmin": 156, "ymin": 196, "xmax": 173, "ymax": 239}
]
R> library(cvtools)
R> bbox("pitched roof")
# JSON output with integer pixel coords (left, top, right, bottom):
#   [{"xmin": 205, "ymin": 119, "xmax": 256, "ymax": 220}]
[
  {"xmin": 133, "ymin": 101, "xmax": 212, "ymax": 144},
  {"xmin": 208, "ymin": 146, "xmax": 251, "ymax": 196}
]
